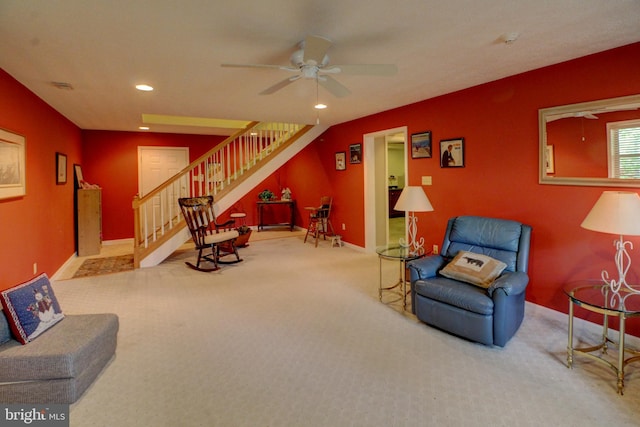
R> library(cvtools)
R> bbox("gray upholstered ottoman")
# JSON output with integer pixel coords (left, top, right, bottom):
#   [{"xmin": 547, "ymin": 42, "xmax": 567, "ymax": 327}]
[{"xmin": 0, "ymin": 313, "xmax": 119, "ymax": 404}]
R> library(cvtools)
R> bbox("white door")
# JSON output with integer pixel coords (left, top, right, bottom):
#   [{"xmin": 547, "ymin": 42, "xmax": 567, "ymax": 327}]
[{"xmin": 138, "ymin": 147, "xmax": 189, "ymax": 234}]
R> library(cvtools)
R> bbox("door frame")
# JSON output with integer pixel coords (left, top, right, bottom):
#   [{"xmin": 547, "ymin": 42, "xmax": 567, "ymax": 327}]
[{"xmin": 363, "ymin": 126, "xmax": 408, "ymax": 253}]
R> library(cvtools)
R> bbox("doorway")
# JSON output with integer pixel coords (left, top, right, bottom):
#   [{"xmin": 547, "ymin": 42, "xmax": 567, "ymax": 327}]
[{"xmin": 363, "ymin": 127, "xmax": 408, "ymax": 252}]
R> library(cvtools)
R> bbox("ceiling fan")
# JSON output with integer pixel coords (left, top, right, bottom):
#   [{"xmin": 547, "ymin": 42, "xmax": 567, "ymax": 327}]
[
  {"xmin": 546, "ymin": 103, "xmax": 640, "ymax": 122},
  {"xmin": 221, "ymin": 35, "xmax": 397, "ymax": 98}
]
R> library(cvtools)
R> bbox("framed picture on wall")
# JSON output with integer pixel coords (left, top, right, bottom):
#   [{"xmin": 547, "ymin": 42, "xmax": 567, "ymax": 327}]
[
  {"xmin": 0, "ymin": 128, "xmax": 26, "ymax": 199},
  {"xmin": 335, "ymin": 152, "xmax": 346, "ymax": 171},
  {"xmin": 56, "ymin": 152, "xmax": 67, "ymax": 184},
  {"xmin": 440, "ymin": 138, "xmax": 465, "ymax": 168},
  {"xmin": 349, "ymin": 143, "xmax": 362, "ymax": 164},
  {"xmin": 411, "ymin": 131, "xmax": 432, "ymax": 159}
]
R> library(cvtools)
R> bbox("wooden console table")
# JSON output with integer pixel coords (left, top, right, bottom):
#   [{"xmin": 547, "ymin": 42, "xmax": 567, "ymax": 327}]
[{"xmin": 257, "ymin": 200, "xmax": 295, "ymax": 231}]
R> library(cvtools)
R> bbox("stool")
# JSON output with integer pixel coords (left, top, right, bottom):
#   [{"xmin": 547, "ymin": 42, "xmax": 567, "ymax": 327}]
[
  {"xmin": 330, "ymin": 235, "xmax": 342, "ymax": 247},
  {"xmin": 230, "ymin": 212, "xmax": 246, "ymax": 225}
]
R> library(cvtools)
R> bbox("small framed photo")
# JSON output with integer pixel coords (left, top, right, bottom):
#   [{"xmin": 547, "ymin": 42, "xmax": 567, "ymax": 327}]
[
  {"xmin": 411, "ymin": 131, "xmax": 432, "ymax": 159},
  {"xmin": 349, "ymin": 143, "xmax": 362, "ymax": 164},
  {"xmin": 335, "ymin": 152, "xmax": 346, "ymax": 171},
  {"xmin": 56, "ymin": 152, "xmax": 67, "ymax": 184},
  {"xmin": 440, "ymin": 138, "xmax": 465, "ymax": 168},
  {"xmin": 545, "ymin": 145, "xmax": 555, "ymax": 174}
]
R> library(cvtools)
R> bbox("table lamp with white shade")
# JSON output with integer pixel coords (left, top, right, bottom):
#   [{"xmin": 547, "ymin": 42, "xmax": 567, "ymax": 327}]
[
  {"xmin": 581, "ymin": 191, "xmax": 640, "ymax": 294},
  {"xmin": 393, "ymin": 186, "xmax": 434, "ymax": 255}
]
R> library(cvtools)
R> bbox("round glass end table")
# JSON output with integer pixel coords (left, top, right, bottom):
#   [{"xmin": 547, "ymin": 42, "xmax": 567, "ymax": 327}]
[
  {"xmin": 564, "ymin": 280, "xmax": 640, "ymax": 395},
  {"xmin": 376, "ymin": 245, "xmax": 424, "ymax": 310}
]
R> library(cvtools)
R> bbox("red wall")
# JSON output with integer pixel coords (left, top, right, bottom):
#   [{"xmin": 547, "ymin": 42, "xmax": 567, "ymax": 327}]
[
  {"xmin": 218, "ymin": 140, "xmax": 334, "ymax": 228},
  {"xmin": 283, "ymin": 42, "xmax": 640, "ymax": 331},
  {"xmin": 0, "ymin": 69, "xmax": 82, "ymax": 288},
  {"xmin": 81, "ymin": 131, "xmax": 226, "ymax": 240}
]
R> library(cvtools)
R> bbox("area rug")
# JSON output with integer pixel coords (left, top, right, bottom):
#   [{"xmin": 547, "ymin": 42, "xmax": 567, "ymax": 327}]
[{"xmin": 73, "ymin": 254, "xmax": 134, "ymax": 278}]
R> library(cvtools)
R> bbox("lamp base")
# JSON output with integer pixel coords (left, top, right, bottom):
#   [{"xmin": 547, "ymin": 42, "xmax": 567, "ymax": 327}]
[
  {"xmin": 407, "ymin": 212, "xmax": 424, "ymax": 256},
  {"xmin": 602, "ymin": 235, "xmax": 640, "ymax": 295}
]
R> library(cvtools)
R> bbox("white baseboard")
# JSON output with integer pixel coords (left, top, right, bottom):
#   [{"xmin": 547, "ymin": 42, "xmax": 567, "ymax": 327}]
[
  {"xmin": 102, "ymin": 238, "xmax": 134, "ymax": 246},
  {"xmin": 50, "ymin": 253, "xmax": 78, "ymax": 281}
]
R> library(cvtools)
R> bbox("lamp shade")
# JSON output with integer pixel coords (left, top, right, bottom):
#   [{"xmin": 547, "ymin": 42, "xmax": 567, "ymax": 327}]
[
  {"xmin": 394, "ymin": 186, "xmax": 434, "ymax": 212},
  {"xmin": 581, "ymin": 191, "xmax": 640, "ymax": 236}
]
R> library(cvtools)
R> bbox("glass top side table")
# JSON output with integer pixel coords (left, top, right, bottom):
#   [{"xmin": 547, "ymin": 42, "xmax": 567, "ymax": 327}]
[
  {"xmin": 563, "ymin": 280, "xmax": 640, "ymax": 395},
  {"xmin": 376, "ymin": 245, "xmax": 424, "ymax": 310}
]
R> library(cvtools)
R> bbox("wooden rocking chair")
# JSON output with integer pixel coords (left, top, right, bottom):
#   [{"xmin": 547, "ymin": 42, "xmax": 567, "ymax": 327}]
[{"xmin": 178, "ymin": 196, "xmax": 242, "ymax": 272}]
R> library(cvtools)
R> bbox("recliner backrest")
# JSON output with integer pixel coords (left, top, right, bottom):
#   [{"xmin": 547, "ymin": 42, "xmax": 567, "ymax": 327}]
[{"xmin": 441, "ymin": 216, "xmax": 532, "ymax": 273}]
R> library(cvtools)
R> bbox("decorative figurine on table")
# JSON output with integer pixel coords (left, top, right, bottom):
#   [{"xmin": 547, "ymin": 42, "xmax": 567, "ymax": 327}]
[{"xmin": 281, "ymin": 187, "xmax": 292, "ymax": 201}]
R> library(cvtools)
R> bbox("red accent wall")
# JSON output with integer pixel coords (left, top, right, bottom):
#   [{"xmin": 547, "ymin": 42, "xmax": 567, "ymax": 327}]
[
  {"xmin": 218, "ymin": 140, "xmax": 334, "ymax": 228},
  {"xmin": 282, "ymin": 42, "xmax": 640, "ymax": 332},
  {"xmin": 81, "ymin": 131, "xmax": 226, "ymax": 240},
  {"xmin": 0, "ymin": 69, "xmax": 82, "ymax": 288}
]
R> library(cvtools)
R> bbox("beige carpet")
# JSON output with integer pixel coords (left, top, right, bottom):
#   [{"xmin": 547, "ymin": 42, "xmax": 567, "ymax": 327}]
[{"xmin": 52, "ymin": 236, "xmax": 640, "ymax": 426}]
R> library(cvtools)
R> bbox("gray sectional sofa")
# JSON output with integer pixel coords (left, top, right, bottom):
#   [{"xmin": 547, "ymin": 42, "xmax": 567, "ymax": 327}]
[{"xmin": 0, "ymin": 310, "xmax": 118, "ymax": 404}]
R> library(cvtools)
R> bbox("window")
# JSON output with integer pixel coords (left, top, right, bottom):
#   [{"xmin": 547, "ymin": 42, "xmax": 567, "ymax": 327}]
[{"xmin": 608, "ymin": 119, "xmax": 640, "ymax": 179}]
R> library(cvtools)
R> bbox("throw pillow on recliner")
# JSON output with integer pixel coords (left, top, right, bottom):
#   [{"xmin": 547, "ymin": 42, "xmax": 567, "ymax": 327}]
[{"xmin": 440, "ymin": 250, "xmax": 507, "ymax": 288}]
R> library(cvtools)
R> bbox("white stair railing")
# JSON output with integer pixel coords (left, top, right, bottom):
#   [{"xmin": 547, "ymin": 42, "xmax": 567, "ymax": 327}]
[{"xmin": 132, "ymin": 121, "xmax": 311, "ymax": 267}]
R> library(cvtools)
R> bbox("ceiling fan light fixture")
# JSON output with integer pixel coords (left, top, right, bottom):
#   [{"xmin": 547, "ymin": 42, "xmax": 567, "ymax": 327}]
[
  {"xmin": 503, "ymin": 32, "xmax": 519, "ymax": 45},
  {"xmin": 221, "ymin": 35, "xmax": 396, "ymax": 98},
  {"xmin": 135, "ymin": 84, "xmax": 154, "ymax": 92}
]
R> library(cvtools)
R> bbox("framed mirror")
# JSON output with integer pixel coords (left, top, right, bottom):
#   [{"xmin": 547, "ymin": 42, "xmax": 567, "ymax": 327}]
[{"xmin": 539, "ymin": 94, "xmax": 640, "ymax": 187}]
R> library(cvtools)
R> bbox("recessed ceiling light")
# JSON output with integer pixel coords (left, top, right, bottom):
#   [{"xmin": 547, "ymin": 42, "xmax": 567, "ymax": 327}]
[
  {"xmin": 503, "ymin": 32, "xmax": 520, "ymax": 45},
  {"xmin": 51, "ymin": 81, "xmax": 74, "ymax": 90},
  {"xmin": 138, "ymin": 126, "xmax": 150, "ymax": 130},
  {"xmin": 135, "ymin": 84, "xmax": 154, "ymax": 92},
  {"xmin": 314, "ymin": 103, "xmax": 327, "ymax": 110}
]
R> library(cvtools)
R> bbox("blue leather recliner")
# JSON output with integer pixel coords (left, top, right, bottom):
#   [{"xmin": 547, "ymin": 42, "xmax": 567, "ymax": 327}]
[{"xmin": 408, "ymin": 216, "xmax": 532, "ymax": 347}]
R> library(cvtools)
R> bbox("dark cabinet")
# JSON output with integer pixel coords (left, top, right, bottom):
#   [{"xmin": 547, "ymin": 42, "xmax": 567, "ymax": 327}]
[{"xmin": 388, "ymin": 188, "xmax": 405, "ymax": 218}]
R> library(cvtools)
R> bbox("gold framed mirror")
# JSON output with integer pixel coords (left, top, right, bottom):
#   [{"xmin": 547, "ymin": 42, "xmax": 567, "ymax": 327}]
[{"xmin": 539, "ymin": 94, "xmax": 640, "ymax": 187}]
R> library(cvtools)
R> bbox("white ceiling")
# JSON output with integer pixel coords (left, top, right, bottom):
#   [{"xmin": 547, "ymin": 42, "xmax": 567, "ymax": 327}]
[{"xmin": 1, "ymin": 1, "xmax": 639, "ymax": 136}]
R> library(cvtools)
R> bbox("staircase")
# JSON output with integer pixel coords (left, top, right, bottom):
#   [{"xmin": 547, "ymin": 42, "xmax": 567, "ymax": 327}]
[{"xmin": 132, "ymin": 121, "xmax": 328, "ymax": 268}]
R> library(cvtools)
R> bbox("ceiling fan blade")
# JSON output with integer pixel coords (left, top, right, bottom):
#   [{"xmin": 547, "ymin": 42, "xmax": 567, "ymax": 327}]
[
  {"xmin": 303, "ymin": 35, "xmax": 332, "ymax": 65},
  {"xmin": 221, "ymin": 63, "xmax": 282, "ymax": 70},
  {"xmin": 259, "ymin": 76, "xmax": 300, "ymax": 95},
  {"xmin": 545, "ymin": 112, "xmax": 574, "ymax": 122},
  {"xmin": 319, "ymin": 75, "xmax": 351, "ymax": 98},
  {"xmin": 324, "ymin": 64, "xmax": 398, "ymax": 76}
]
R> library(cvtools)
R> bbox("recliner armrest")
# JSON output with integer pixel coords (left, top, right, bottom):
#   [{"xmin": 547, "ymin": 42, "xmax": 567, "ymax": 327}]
[
  {"xmin": 487, "ymin": 271, "xmax": 529, "ymax": 297},
  {"xmin": 408, "ymin": 255, "xmax": 446, "ymax": 281}
]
